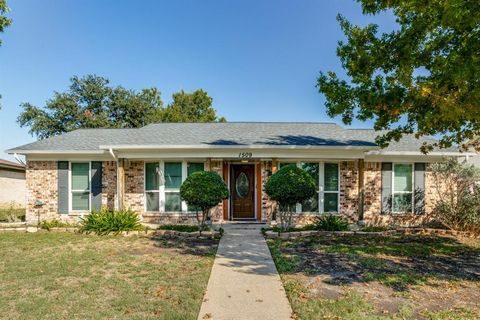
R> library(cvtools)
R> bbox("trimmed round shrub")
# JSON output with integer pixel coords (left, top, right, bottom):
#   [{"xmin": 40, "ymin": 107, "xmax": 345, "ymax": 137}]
[
  {"xmin": 180, "ymin": 171, "xmax": 229, "ymax": 233},
  {"xmin": 264, "ymin": 164, "xmax": 316, "ymax": 230}
]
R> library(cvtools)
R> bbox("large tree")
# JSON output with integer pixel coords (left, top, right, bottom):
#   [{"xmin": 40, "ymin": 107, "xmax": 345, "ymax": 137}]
[
  {"xmin": 0, "ymin": 0, "xmax": 10, "ymax": 45},
  {"xmin": 0, "ymin": 0, "xmax": 12, "ymax": 102},
  {"xmin": 317, "ymin": 0, "xmax": 480, "ymax": 153},
  {"xmin": 18, "ymin": 75, "xmax": 225, "ymax": 139},
  {"xmin": 162, "ymin": 89, "xmax": 226, "ymax": 123}
]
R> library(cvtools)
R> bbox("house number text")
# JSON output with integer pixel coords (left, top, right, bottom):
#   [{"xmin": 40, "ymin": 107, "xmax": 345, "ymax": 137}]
[{"xmin": 238, "ymin": 152, "xmax": 252, "ymax": 159}]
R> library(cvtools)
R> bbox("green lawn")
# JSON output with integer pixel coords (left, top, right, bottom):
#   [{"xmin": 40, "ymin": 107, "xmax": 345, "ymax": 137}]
[
  {"xmin": 0, "ymin": 232, "xmax": 218, "ymax": 320},
  {"xmin": 268, "ymin": 234, "xmax": 480, "ymax": 320}
]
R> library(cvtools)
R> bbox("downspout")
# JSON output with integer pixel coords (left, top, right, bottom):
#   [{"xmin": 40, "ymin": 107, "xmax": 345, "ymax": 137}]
[
  {"xmin": 14, "ymin": 153, "xmax": 27, "ymax": 220},
  {"xmin": 109, "ymin": 148, "xmax": 117, "ymax": 162},
  {"xmin": 14, "ymin": 153, "xmax": 26, "ymax": 166},
  {"xmin": 109, "ymin": 148, "xmax": 119, "ymax": 210}
]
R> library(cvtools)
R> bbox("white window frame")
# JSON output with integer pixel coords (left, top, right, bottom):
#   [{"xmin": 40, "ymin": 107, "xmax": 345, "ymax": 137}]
[
  {"xmin": 164, "ymin": 161, "xmax": 184, "ymax": 213},
  {"xmin": 69, "ymin": 161, "xmax": 91, "ymax": 212},
  {"xmin": 144, "ymin": 160, "xmax": 205, "ymax": 213},
  {"xmin": 144, "ymin": 162, "xmax": 161, "ymax": 212},
  {"xmin": 278, "ymin": 161, "xmax": 340, "ymax": 214},
  {"xmin": 322, "ymin": 162, "xmax": 340, "ymax": 214},
  {"xmin": 392, "ymin": 163, "xmax": 414, "ymax": 214}
]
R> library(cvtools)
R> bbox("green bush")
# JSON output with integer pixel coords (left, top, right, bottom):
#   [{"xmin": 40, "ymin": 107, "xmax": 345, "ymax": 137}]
[
  {"xmin": 264, "ymin": 164, "xmax": 316, "ymax": 231},
  {"xmin": 430, "ymin": 159, "xmax": 480, "ymax": 235},
  {"xmin": 0, "ymin": 202, "xmax": 25, "ymax": 222},
  {"xmin": 79, "ymin": 208, "xmax": 142, "ymax": 235},
  {"xmin": 39, "ymin": 219, "xmax": 77, "ymax": 230},
  {"xmin": 158, "ymin": 224, "xmax": 208, "ymax": 233},
  {"xmin": 180, "ymin": 171, "xmax": 229, "ymax": 234},
  {"xmin": 313, "ymin": 214, "xmax": 349, "ymax": 231}
]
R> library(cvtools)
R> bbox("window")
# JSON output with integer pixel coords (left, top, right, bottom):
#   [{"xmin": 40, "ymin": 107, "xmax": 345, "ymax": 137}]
[
  {"xmin": 301, "ymin": 163, "xmax": 319, "ymax": 212},
  {"xmin": 278, "ymin": 161, "xmax": 339, "ymax": 213},
  {"xmin": 145, "ymin": 163, "xmax": 159, "ymax": 211},
  {"xmin": 392, "ymin": 164, "xmax": 413, "ymax": 213},
  {"xmin": 187, "ymin": 162, "xmax": 204, "ymax": 177},
  {"xmin": 164, "ymin": 162, "xmax": 182, "ymax": 212},
  {"xmin": 145, "ymin": 161, "xmax": 204, "ymax": 213},
  {"xmin": 71, "ymin": 162, "xmax": 90, "ymax": 211},
  {"xmin": 323, "ymin": 163, "xmax": 339, "ymax": 212}
]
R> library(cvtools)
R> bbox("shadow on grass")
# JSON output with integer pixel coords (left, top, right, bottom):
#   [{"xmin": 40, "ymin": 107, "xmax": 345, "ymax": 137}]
[
  {"xmin": 269, "ymin": 234, "xmax": 480, "ymax": 291},
  {"xmin": 151, "ymin": 236, "xmax": 219, "ymax": 257}
]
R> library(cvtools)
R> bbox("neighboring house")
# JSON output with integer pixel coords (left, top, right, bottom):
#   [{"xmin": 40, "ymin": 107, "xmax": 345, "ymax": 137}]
[
  {"xmin": 0, "ymin": 159, "xmax": 26, "ymax": 208},
  {"xmin": 6, "ymin": 122, "xmax": 470, "ymax": 226}
]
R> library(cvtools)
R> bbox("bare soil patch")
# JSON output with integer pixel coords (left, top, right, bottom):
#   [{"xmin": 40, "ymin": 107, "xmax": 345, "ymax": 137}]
[{"xmin": 269, "ymin": 234, "xmax": 480, "ymax": 319}]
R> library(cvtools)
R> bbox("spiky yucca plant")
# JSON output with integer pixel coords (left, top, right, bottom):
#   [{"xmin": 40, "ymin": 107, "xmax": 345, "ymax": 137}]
[{"xmin": 80, "ymin": 207, "xmax": 142, "ymax": 235}]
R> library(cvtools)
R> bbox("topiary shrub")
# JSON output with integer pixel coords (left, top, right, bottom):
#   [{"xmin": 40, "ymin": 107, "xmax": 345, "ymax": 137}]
[
  {"xmin": 79, "ymin": 207, "xmax": 142, "ymax": 235},
  {"xmin": 313, "ymin": 214, "xmax": 349, "ymax": 231},
  {"xmin": 180, "ymin": 171, "xmax": 229, "ymax": 235},
  {"xmin": 264, "ymin": 164, "xmax": 316, "ymax": 231}
]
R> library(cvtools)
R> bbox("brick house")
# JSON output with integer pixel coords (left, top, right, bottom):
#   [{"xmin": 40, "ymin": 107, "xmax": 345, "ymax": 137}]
[{"xmin": 6, "ymin": 122, "xmax": 470, "ymax": 226}]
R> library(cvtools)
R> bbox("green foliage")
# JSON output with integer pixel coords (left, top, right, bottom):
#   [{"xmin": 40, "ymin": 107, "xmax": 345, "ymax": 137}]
[
  {"xmin": 265, "ymin": 165, "xmax": 316, "ymax": 207},
  {"xmin": 430, "ymin": 159, "xmax": 480, "ymax": 235},
  {"xmin": 161, "ymin": 89, "xmax": 226, "ymax": 123},
  {"xmin": 267, "ymin": 239, "xmax": 300, "ymax": 273},
  {"xmin": 313, "ymin": 214, "xmax": 349, "ymax": 231},
  {"xmin": 79, "ymin": 208, "xmax": 143, "ymax": 235},
  {"xmin": 180, "ymin": 171, "xmax": 229, "ymax": 233},
  {"xmin": 217, "ymin": 227, "xmax": 224, "ymax": 237},
  {"xmin": 0, "ymin": 202, "xmax": 25, "ymax": 222},
  {"xmin": 265, "ymin": 164, "xmax": 316, "ymax": 230},
  {"xmin": 0, "ymin": 0, "xmax": 11, "ymax": 47},
  {"xmin": 39, "ymin": 219, "xmax": 76, "ymax": 230},
  {"xmin": 158, "ymin": 224, "xmax": 208, "ymax": 233},
  {"xmin": 0, "ymin": 0, "xmax": 11, "ymax": 103},
  {"xmin": 317, "ymin": 1, "xmax": 480, "ymax": 152},
  {"xmin": 17, "ymin": 75, "xmax": 226, "ymax": 139}
]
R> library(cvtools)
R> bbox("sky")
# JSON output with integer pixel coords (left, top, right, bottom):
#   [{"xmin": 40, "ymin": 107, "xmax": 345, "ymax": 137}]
[{"xmin": 0, "ymin": 0, "xmax": 396, "ymax": 161}]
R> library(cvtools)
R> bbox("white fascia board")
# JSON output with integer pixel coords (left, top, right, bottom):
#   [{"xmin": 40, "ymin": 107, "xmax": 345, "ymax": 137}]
[
  {"xmin": 365, "ymin": 151, "xmax": 474, "ymax": 156},
  {"xmin": 116, "ymin": 148, "xmax": 368, "ymax": 160},
  {"xmin": 25, "ymin": 152, "xmax": 114, "ymax": 162},
  {"xmin": 7, "ymin": 149, "xmax": 107, "ymax": 155},
  {"xmin": 99, "ymin": 144, "xmax": 378, "ymax": 151}
]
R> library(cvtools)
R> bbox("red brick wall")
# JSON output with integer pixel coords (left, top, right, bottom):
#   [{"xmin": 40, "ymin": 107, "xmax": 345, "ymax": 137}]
[
  {"xmin": 25, "ymin": 161, "xmax": 58, "ymax": 224},
  {"xmin": 339, "ymin": 161, "xmax": 359, "ymax": 221},
  {"xmin": 124, "ymin": 160, "xmax": 144, "ymax": 214},
  {"xmin": 102, "ymin": 161, "xmax": 117, "ymax": 210}
]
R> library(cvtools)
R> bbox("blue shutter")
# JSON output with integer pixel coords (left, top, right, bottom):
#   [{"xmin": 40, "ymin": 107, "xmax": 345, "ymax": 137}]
[
  {"xmin": 414, "ymin": 163, "xmax": 426, "ymax": 214},
  {"xmin": 91, "ymin": 161, "xmax": 103, "ymax": 212},
  {"xmin": 381, "ymin": 162, "xmax": 392, "ymax": 214},
  {"xmin": 57, "ymin": 161, "xmax": 69, "ymax": 214}
]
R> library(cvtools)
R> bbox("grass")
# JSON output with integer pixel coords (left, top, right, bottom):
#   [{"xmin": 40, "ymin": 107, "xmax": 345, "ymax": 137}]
[
  {"xmin": 0, "ymin": 232, "xmax": 218, "ymax": 319},
  {"xmin": 158, "ymin": 224, "xmax": 208, "ymax": 232},
  {"xmin": 268, "ymin": 234, "xmax": 480, "ymax": 319},
  {"xmin": 0, "ymin": 207, "xmax": 25, "ymax": 222}
]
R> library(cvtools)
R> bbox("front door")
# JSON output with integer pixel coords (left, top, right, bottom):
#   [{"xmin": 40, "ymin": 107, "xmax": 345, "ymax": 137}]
[{"xmin": 231, "ymin": 164, "xmax": 255, "ymax": 219}]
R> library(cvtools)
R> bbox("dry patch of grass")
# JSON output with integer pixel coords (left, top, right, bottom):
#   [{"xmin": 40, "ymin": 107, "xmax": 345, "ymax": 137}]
[
  {"xmin": 0, "ymin": 232, "xmax": 218, "ymax": 320},
  {"xmin": 268, "ymin": 234, "xmax": 480, "ymax": 319}
]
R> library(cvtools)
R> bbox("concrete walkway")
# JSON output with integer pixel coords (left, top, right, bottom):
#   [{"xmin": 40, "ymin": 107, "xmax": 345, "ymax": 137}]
[{"xmin": 197, "ymin": 224, "xmax": 293, "ymax": 320}]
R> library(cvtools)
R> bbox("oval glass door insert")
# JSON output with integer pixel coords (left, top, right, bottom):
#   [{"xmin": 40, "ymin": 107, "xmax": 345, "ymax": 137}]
[{"xmin": 236, "ymin": 172, "xmax": 249, "ymax": 198}]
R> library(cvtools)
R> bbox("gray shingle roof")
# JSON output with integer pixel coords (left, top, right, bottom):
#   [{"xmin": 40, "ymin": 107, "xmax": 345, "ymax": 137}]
[{"xmin": 7, "ymin": 122, "xmax": 456, "ymax": 153}]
